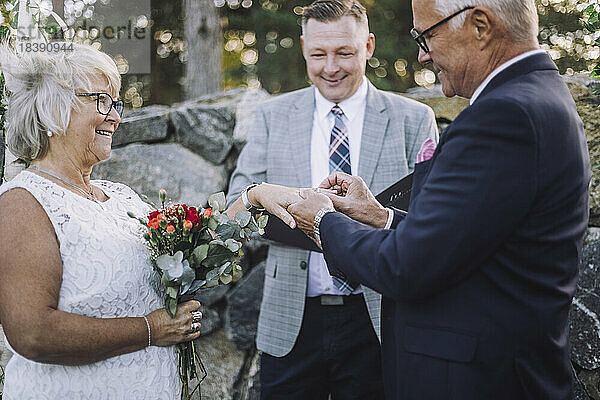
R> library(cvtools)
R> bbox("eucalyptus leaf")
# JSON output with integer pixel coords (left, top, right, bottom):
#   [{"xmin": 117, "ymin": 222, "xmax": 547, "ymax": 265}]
[
  {"xmin": 202, "ymin": 242, "xmax": 234, "ymax": 269},
  {"xmin": 192, "ymin": 244, "xmax": 209, "ymax": 265},
  {"xmin": 218, "ymin": 262, "xmax": 230, "ymax": 275},
  {"xmin": 203, "ymin": 278, "xmax": 219, "ymax": 288},
  {"xmin": 205, "ymin": 266, "xmax": 222, "ymax": 282},
  {"xmin": 207, "ymin": 218, "xmax": 219, "ymax": 231},
  {"xmin": 235, "ymin": 210, "xmax": 251, "ymax": 228},
  {"xmin": 224, "ymin": 238, "xmax": 241, "ymax": 252},
  {"xmin": 180, "ymin": 263, "xmax": 195, "ymax": 294},
  {"xmin": 167, "ymin": 285, "xmax": 179, "ymax": 299},
  {"xmin": 157, "ymin": 252, "xmax": 184, "ymax": 280},
  {"xmin": 166, "ymin": 296, "xmax": 177, "ymax": 318},
  {"xmin": 257, "ymin": 215, "xmax": 268, "ymax": 229},
  {"xmin": 208, "ymin": 192, "xmax": 227, "ymax": 212},
  {"xmin": 247, "ymin": 217, "xmax": 258, "ymax": 232},
  {"xmin": 220, "ymin": 274, "xmax": 232, "ymax": 284},
  {"xmin": 161, "ymin": 273, "xmax": 178, "ymax": 287},
  {"xmin": 188, "ymin": 279, "xmax": 206, "ymax": 293},
  {"xmin": 215, "ymin": 223, "xmax": 236, "ymax": 241}
]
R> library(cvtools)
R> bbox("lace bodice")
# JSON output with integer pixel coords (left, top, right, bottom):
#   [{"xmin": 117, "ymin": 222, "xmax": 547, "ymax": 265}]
[{"xmin": 0, "ymin": 171, "xmax": 180, "ymax": 400}]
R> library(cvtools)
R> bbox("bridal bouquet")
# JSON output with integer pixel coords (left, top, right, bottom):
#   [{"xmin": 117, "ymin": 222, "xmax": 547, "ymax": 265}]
[{"xmin": 129, "ymin": 189, "xmax": 267, "ymax": 399}]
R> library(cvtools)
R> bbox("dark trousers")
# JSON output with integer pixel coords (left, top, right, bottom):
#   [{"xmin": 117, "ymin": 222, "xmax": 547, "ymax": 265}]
[{"xmin": 260, "ymin": 294, "xmax": 384, "ymax": 400}]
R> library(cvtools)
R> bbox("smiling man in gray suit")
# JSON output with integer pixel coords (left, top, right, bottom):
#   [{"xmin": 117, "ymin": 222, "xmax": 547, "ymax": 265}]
[{"xmin": 226, "ymin": 1, "xmax": 437, "ymax": 398}]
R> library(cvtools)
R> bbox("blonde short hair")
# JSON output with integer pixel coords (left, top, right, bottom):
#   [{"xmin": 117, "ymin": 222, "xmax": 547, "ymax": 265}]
[{"xmin": 0, "ymin": 43, "xmax": 121, "ymax": 162}]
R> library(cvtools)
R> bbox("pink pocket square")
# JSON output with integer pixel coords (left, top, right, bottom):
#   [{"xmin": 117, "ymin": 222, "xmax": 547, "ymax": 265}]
[{"xmin": 416, "ymin": 138, "xmax": 436, "ymax": 163}]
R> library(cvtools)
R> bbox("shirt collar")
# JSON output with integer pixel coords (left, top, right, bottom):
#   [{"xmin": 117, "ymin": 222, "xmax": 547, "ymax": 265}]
[
  {"xmin": 470, "ymin": 49, "xmax": 547, "ymax": 105},
  {"xmin": 315, "ymin": 76, "xmax": 368, "ymax": 122}
]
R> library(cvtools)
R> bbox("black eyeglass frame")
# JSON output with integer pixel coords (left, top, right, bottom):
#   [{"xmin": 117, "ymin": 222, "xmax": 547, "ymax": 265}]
[
  {"xmin": 76, "ymin": 92, "xmax": 124, "ymax": 117},
  {"xmin": 410, "ymin": 6, "xmax": 475, "ymax": 53}
]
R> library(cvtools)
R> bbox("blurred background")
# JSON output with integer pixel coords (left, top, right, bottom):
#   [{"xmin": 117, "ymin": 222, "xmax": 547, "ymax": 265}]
[{"xmin": 126, "ymin": 0, "xmax": 599, "ymax": 106}]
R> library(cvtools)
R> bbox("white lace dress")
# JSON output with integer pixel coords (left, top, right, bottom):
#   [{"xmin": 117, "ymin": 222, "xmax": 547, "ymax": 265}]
[{"xmin": 0, "ymin": 171, "xmax": 180, "ymax": 400}]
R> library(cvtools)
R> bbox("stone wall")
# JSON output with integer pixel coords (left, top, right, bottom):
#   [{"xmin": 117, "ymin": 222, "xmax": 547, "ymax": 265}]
[{"xmin": 1, "ymin": 77, "xmax": 599, "ymax": 398}]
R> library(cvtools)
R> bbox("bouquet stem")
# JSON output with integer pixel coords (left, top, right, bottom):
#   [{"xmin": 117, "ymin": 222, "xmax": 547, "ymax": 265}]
[{"xmin": 178, "ymin": 340, "xmax": 206, "ymax": 400}]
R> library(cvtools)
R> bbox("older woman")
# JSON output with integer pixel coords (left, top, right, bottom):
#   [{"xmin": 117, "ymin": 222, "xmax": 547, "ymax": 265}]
[{"xmin": 0, "ymin": 44, "xmax": 202, "ymax": 399}]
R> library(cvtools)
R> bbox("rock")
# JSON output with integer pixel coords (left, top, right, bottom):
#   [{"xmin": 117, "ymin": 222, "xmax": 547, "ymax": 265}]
[
  {"xmin": 564, "ymin": 74, "xmax": 600, "ymax": 227},
  {"xmin": 241, "ymin": 237, "xmax": 269, "ymax": 270},
  {"xmin": 232, "ymin": 89, "xmax": 271, "ymax": 150},
  {"xmin": 170, "ymin": 104, "xmax": 235, "ymax": 165},
  {"xmin": 195, "ymin": 286, "xmax": 230, "ymax": 308},
  {"xmin": 404, "ymin": 84, "xmax": 470, "ymax": 122},
  {"xmin": 112, "ymin": 105, "xmax": 170, "ymax": 147},
  {"xmin": 233, "ymin": 349, "xmax": 261, "ymax": 400},
  {"xmin": 191, "ymin": 329, "xmax": 245, "ymax": 400},
  {"xmin": 92, "ymin": 143, "xmax": 228, "ymax": 206},
  {"xmin": 570, "ymin": 228, "xmax": 600, "ymax": 370},
  {"xmin": 574, "ymin": 375, "xmax": 590, "ymax": 400},
  {"xmin": 199, "ymin": 305, "xmax": 221, "ymax": 337},
  {"xmin": 169, "ymin": 90, "xmax": 251, "ymax": 165},
  {"xmin": 576, "ymin": 368, "xmax": 600, "ymax": 400},
  {"xmin": 225, "ymin": 261, "xmax": 265, "ymax": 350}
]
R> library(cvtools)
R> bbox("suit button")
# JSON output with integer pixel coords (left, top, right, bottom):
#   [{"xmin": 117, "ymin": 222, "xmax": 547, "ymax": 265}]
[{"xmin": 299, "ymin": 261, "xmax": 308, "ymax": 270}]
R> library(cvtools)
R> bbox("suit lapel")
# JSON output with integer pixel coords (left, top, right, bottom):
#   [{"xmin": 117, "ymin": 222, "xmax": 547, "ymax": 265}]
[
  {"xmin": 289, "ymin": 88, "xmax": 315, "ymax": 187},
  {"xmin": 359, "ymin": 82, "xmax": 389, "ymax": 188}
]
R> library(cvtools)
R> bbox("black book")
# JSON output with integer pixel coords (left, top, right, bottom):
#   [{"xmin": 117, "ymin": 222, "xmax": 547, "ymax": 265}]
[{"xmin": 262, "ymin": 173, "xmax": 414, "ymax": 252}]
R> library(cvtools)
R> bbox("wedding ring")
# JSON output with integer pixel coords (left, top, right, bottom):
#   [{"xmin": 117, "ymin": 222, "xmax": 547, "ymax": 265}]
[
  {"xmin": 189, "ymin": 322, "xmax": 201, "ymax": 333},
  {"xmin": 191, "ymin": 310, "xmax": 202, "ymax": 322}
]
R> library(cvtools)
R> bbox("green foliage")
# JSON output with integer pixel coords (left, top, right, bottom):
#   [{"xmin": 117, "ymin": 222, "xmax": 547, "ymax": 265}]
[{"xmin": 581, "ymin": 3, "xmax": 600, "ymax": 93}]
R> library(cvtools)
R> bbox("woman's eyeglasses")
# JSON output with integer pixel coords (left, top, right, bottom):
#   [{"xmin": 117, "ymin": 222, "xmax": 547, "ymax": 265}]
[{"xmin": 76, "ymin": 92, "xmax": 124, "ymax": 117}]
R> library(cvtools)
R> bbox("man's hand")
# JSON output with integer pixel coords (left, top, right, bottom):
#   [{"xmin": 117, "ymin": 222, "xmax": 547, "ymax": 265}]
[
  {"xmin": 287, "ymin": 189, "xmax": 334, "ymax": 239},
  {"xmin": 319, "ymin": 172, "xmax": 389, "ymax": 228},
  {"xmin": 248, "ymin": 183, "xmax": 302, "ymax": 228}
]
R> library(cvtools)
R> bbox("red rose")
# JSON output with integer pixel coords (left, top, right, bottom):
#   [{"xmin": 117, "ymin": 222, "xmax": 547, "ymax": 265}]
[
  {"xmin": 203, "ymin": 208, "xmax": 213, "ymax": 218},
  {"xmin": 186, "ymin": 207, "xmax": 200, "ymax": 225},
  {"xmin": 148, "ymin": 219, "xmax": 160, "ymax": 230},
  {"xmin": 183, "ymin": 220, "xmax": 193, "ymax": 230},
  {"xmin": 166, "ymin": 224, "xmax": 175, "ymax": 233},
  {"xmin": 148, "ymin": 210, "xmax": 159, "ymax": 220}
]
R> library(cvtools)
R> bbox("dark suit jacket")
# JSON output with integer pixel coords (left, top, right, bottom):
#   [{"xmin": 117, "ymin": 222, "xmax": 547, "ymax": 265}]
[{"xmin": 320, "ymin": 53, "xmax": 591, "ymax": 399}]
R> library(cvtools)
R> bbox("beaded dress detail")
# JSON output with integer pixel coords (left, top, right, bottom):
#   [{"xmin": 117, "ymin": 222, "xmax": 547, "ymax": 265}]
[{"xmin": 0, "ymin": 171, "xmax": 179, "ymax": 399}]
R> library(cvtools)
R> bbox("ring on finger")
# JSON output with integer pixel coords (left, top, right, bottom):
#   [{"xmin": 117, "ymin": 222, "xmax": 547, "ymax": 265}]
[
  {"xmin": 189, "ymin": 322, "xmax": 201, "ymax": 333},
  {"xmin": 191, "ymin": 310, "xmax": 202, "ymax": 322}
]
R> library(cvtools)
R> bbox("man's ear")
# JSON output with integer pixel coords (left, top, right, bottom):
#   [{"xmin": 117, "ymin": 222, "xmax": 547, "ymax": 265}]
[
  {"xmin": 300, "ymin": 36, "xmax": 307, "ymax": 59},
  {"xmin": 469, "ymin": 8, "xmax": 494, "ymax": 49},
  {"xmin": 366, "ymin": 33, "xmax": 376, "ymax": 59}
]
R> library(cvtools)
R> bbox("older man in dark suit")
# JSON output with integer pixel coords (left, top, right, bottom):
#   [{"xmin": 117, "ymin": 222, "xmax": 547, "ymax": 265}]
[{"xmin": 274, "ymin": 0, "xmax": 592, "ymax": 399}]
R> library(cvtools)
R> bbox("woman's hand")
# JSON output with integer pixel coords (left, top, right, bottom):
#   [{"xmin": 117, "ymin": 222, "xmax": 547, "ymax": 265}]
[
  {"xmin": 146, "ymin": 300, "xmax": 203, "ymax": 347},
  {"xmin": 247, "ymin": 183, "xmax": 302, "ymax": 228}
]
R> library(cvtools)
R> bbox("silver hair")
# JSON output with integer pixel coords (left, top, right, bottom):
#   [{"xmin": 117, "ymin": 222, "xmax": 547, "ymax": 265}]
[
  {"xmin": 0, "ymin": 43, "xmax": 121, "ymax": 162},
  {"xmin": 435, "ymin": 0, "xmax": 539, "ymax": 42}
]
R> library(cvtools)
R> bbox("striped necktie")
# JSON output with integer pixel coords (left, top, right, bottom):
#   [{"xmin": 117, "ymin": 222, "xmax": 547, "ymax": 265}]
[
  {"xmin": 329, "ymin": 105, "xmax": 351, "ymax": 175},
  {"xmin": 328, "ymin": 105, "xmax": 358, "ymax": 294}
]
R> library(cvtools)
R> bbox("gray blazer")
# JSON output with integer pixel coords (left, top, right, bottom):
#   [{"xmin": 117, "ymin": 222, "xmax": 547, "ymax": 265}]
[{"xmin": 227, "ymin": 81, "xmax": 438, "ymax": 357}]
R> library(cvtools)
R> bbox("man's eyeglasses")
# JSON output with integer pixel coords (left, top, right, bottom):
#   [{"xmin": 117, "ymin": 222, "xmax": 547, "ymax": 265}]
[
  {"xmin": 410, "ymin": 6, "xmax": 474, "ymax": 53},
  {"xmin": 76, "ymin": 92, "xmax": 124, "ymax": 117}
]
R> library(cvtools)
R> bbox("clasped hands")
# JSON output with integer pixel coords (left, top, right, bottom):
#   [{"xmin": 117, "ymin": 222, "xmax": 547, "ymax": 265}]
[{"xmin": 248, "ymin": 172, "xmax": 390, "ymax": 246}]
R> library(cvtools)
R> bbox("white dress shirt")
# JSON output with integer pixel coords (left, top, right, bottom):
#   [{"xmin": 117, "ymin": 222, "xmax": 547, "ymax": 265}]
[
  {"xmin": 470, "ymin": 49, "xmax": 547, "ymax": 105},
  {"xmin": 306, "ymin": 76, "xmax": 368, "ymax": 297}
]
